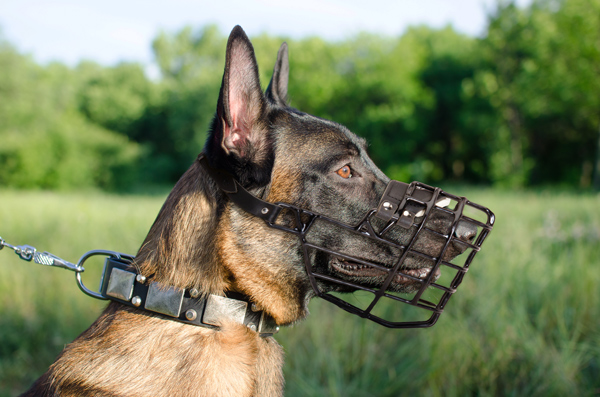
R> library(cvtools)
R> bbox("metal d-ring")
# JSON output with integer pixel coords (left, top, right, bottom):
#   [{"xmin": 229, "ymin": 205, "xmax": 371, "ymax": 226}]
[{"xmin": 75, "ymin": 250, "xmax": 135, "ymax": 300}]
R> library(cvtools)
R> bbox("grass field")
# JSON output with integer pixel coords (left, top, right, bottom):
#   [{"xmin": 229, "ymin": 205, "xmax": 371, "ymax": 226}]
[{"xmin": 0, "ymin": 188, "xmax": 599, "ymax": 396}]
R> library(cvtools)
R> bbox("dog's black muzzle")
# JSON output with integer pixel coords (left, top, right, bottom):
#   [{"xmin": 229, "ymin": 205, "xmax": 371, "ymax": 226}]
[{"xmin": 200, "ymin": 156, "xmax": 495, "ymax": 328}]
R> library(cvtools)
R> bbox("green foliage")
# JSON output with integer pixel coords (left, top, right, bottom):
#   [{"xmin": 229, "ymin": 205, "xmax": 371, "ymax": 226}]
[
  {"xmin": 77, "ymin": 61, "xmax": 158, "ymax": 136},
  {"xmin": 0, "ymin": 189, "xmax": 598, "ymax": 395},
  {"xmin": 0, "ymin": 114, "xmax": 141, "ymax": 189},
  {"xmin": 406, "ymin": 27, "xmax": 485, "ymax": 183},
  {"xmin": 0, "ymin": 42, "xmax": 141, "ymax": 190},
  {"xmin": 144, "ymin": 25, "xmax": 226, "ymax": 180},
  {"xmin": 1, "ymin": 0, "xmax": 599, "ymax": 190},
  {"xmin": 289, "ymin": 31, "xmax": 435, "ymax": 177},
  {"xmin": 469, "ymin": 0, "xmax": 600, "ymax": 187}
]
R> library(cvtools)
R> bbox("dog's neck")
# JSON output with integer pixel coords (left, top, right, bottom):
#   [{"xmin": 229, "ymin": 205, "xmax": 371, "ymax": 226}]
[
  {"xmin": 133, "ymin": 157, "xmax": 310, "ymax": 326},
  {"xmin": 26, "ymin": 162, "xmax": 288, "ymax": 395},
  {"xmin": 134, "ymin": 160, "xmax": 231, "ymax": 295}
]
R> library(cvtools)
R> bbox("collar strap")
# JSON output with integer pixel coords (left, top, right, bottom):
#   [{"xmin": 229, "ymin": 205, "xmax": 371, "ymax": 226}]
[
  {"xmin": 99, "ymin": 257, "xmax": 279, "ymax": 337},
  {"xmin": 198, "ymin": 155, "xmax": 282, "ymax": 224}
]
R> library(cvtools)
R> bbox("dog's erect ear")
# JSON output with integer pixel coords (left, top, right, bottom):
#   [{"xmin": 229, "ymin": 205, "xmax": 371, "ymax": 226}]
[
  {"xmin": 212, "ymin": 26, "xmax": 268, "ymax": 162},
  {"xmin": 265, "ymin": 42, "xmax": 289, "ymax": 107}
]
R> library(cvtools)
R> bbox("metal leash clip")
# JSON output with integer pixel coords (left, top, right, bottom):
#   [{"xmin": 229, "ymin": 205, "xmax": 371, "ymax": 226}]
[
  {"xmin": 1, "ymin": 236, "xmax": 134, "ymax": 300},
  {"xmin": 0, "ymin": 236, "xmax": 84, "ymax": 272}
]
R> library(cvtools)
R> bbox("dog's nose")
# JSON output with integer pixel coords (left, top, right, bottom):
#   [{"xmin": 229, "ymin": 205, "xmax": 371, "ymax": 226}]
[{"xmin": 454, "ymin": 221, "xmax": 477, "ymax": 242}]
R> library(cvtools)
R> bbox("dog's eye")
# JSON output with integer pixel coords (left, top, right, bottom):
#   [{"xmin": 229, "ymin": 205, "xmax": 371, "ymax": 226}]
[{"xmin": 336, "ymin": 165, "xmax": 353, "ymax": 179}]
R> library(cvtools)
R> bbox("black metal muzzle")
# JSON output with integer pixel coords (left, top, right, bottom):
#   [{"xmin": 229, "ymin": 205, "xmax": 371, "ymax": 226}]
[{"xmin": 200, "ymin": 156, "xmax": 494, "ymax": 328}]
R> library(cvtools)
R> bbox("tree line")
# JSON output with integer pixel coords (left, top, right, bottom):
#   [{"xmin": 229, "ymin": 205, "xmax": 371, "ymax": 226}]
[{"xmin": 0, "ymin": 0, "xmax": 598, "ymax": 190}]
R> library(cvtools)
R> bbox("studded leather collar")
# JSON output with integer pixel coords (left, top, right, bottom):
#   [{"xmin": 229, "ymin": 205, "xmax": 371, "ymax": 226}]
[{"xmin": 100, "ymin": 256, "xmax": 279, "ymax": 337}]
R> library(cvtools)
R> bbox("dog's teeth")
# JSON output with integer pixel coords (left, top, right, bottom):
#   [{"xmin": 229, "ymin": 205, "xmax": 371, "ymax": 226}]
[{"xmin": 338, "ymin": 261, "xmax": 373, "ymax": 272}]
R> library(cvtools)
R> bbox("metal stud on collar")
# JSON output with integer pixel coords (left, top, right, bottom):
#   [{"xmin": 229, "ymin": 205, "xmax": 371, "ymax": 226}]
[
  {"xmin": 185, "ymin": 309, "xmax": 198, "ymax": 321},
  {"xmin": 96, "ymin": 256, "xmax": 280, "ymax": 335}
]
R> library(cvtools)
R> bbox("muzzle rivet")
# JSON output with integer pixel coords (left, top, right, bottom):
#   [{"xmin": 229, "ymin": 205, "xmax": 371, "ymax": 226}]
[
  {"xmin": 185, "ymin": 309, "xmax": 197, "ymax": 321},
  {"xmin": 136, "ymin": 274, "xmax": 146, "ymax": 284},
  {"xmin": 251, "ymin": 303, "xmax": 260, "ymax": 312},
  {"xmin": 261, "ymin": 207, "xmax": 269, "ymax": 214},
  {"xmin": 248, "ymin": 323, "xmax": 257, "ymax": 331},
  {"xmin": 131, "ymin": 296, "xmax": 142, "ymax": 307},
  {"xmin": 382, "ymin": 201, "xmax": 393, "ymax": 211},
  {"xmin": 189, "ymin": 288, "xmax": 200, "ymax": 298}
]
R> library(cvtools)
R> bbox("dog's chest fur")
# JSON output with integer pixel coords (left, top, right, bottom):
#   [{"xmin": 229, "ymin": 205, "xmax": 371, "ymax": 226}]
[{"xmin": 28, "ymin": 304, "xmax": 284, "ymax": 396}]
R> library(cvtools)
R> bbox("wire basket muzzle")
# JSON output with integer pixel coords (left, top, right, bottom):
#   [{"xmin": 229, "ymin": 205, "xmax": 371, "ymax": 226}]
[{"xmin": 269, "ymin": 181, "xmax": 495, "ymax": 328}]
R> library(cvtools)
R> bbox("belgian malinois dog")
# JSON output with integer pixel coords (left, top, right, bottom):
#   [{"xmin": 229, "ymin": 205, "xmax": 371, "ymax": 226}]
[{"xmin": 23, "ymin": 25, "xmax": 479, "ymax": 396}]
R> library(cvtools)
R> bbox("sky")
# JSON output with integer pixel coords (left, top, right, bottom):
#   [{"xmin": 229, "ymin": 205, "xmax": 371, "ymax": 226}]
[{"xmin": 1, "ymin": 0, "xmax": 532, "ymax": 72}]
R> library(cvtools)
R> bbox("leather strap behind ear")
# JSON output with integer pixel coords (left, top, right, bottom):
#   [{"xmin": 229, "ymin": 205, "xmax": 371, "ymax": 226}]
[{"xmin": 199, "ymin": 155, "xmax": 281, "ymax": 224}]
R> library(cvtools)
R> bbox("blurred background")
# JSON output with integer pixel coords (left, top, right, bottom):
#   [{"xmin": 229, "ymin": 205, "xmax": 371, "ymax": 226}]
[{"xmin": 0, "ymin": 0, "xmax": 599, "ymax": 395}]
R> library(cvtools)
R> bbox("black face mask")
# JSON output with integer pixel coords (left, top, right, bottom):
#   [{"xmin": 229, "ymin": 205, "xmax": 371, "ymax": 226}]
[{"xmin": 200, "ymin": 156, "xmax": 495, "ymax": 328}]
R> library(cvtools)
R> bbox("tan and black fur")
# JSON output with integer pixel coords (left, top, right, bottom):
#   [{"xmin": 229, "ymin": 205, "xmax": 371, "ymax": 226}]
[{"xmin": 23, "ymin": 26, "xmax": 474, "ymax": 396}]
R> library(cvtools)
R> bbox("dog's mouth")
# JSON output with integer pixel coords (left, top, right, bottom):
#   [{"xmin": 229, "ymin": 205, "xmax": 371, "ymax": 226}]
[{"xmin": 330, "ymin": 258, "xmax": 441, "ymax": 291}]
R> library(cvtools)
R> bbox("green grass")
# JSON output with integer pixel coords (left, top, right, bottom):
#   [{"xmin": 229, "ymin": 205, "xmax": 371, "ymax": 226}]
[{"xmin": 0, "ymin": 188, "xmax": 599, "ymax": 396}]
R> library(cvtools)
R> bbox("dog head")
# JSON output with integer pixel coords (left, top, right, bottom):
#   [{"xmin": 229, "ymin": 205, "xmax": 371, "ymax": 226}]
[{"xmin": 203, "ymin": 26, "xmax": 492, "ymax": 327}]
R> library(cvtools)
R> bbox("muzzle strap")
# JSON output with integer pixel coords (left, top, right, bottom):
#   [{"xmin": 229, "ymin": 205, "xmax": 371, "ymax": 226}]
[
  {"xmin": 198, "ymin": 155, "xmax": 281, "ymax": 224},
  {"xmin": 375, "ymin": 180, "xmax": 439, "ymax": 228}
]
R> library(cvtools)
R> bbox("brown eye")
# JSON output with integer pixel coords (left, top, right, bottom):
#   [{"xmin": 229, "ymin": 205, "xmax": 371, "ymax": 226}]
[{"xmin": 336, "ymin": 165, "xmax": 353, "ymax": 179}]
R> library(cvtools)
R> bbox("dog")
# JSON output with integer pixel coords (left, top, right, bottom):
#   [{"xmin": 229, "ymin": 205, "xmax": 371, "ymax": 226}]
[{"xmin": 22, "ymin": 25, "xmax": 477, "ymax": 396}]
